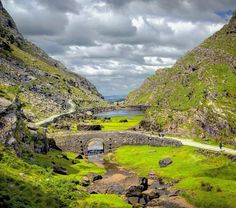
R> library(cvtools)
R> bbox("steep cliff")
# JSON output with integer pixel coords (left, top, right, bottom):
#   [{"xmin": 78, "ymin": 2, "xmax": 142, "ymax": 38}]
[{"xmin": 127, "ymin": 12, "xmax": 236, "ymax": 145}]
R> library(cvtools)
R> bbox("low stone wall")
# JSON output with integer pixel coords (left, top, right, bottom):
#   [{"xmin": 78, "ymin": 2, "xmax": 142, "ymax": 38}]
[{"xmin": 50, "ymin": 131, "xmax": 182, "ymax": 155}]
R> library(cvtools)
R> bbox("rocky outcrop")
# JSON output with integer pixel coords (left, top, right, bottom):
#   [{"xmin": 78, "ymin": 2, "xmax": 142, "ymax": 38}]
[
  {"xmin": 0, "ymin": 1, "xmax": 104, "ymax": 123},
  {"xmin": 0, "ymin": 96, "xmax": 50, "ymax": 155}
]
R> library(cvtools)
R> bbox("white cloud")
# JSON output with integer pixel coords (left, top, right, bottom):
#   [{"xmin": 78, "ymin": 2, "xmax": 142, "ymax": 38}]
[{"xmin": 2, "ymin": 0, "xmax": 235, "ymax": 95}]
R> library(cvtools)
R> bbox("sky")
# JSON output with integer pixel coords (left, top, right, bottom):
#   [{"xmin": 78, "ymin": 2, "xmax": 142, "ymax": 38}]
[{"xmin": 2, "ymin": 0, "xmax": 235, "ymax": 96}]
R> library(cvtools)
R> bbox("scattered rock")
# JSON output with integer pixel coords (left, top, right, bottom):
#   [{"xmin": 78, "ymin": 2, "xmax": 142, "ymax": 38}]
[
  {"xmin": 53, "ymin": 166, "xmax": 67, "ymax": 175},
  {"xmin": 159, "ymin": 158, "xmax": 173, "ymax": 167},
  {"xmin": 126, "ymin": 185, "xmax": 144, "ymax": 197},
  {"xmin": 75, "ymin": 154, "xmax": 83, "ymax": 159},
  {"xmin": 106, "ymin": 184, "xmax": 125, "ymax": 195},
  {"xmin": 149, "ymin": 181, "xmax": 161, "ymax": 189},
  {"xmin": 77, "ymin": 123, "xmax": 102, "ymax": 131},
  {"xmin": 72, "ymin": 160, "xmax": 78, "ymax": 164},
  {"xmin": 142, "ymin": 189, "xmax": 160, "ymax": 200},
  {"xmin": 80, "ymin": 179, "xmax": 90, "ymax": 187},
  {"xmin": 61, "ymin": 153, "xmax": 69, "ymax": 160},
  {"xmin": 119, "ymin": 119, "xmax": 128, "ymax": 123},
  {"xmin": 127, "ymin": 196, "xmax": 140, "ymax": 205},
  {"xmin": 92, "ymin": 174, "xmax": 103, "ymax": 182}
]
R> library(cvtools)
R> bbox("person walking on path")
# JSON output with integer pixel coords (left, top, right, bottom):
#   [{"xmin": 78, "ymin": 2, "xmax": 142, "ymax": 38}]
[{"xmin": 219, "ymin": 142, "xmax": 223, "ymax": 151}]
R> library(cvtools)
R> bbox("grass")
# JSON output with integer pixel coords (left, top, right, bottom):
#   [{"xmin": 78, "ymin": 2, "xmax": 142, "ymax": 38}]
[
  {"xmin": 85, "ymin": 115, "xmax": 144, "ymax": 131},
  {"xmin": 113, "ymin": 145, "xmax": 236, "ymax": 208},
  {"xmin": 0, "ymin": 146, "xmax": 132, "ymax": 207},
  {"xmin": 77, "ymin": 194, "xmax": 132, "ymax": 208}
]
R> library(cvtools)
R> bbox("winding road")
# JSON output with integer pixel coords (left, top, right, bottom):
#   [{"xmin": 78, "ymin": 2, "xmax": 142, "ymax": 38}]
[{"xmin": 34, "ymin": 99, "xmax": 76, "ymax": 127}]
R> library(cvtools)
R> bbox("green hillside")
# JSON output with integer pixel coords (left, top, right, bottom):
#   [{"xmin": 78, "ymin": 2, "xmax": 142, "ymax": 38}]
[
  {"xmin": 0, "ymin": 4, "xmax": 106, "ymax": 122},
  {"xmin": 126, "ymin": 12, "xmax": 236, "ymax": 146}
]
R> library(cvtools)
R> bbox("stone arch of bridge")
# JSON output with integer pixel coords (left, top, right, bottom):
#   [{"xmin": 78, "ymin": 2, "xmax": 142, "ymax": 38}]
[{"xmin": 84, "ymin": 137, "xmax": 113, "ymax": 155}]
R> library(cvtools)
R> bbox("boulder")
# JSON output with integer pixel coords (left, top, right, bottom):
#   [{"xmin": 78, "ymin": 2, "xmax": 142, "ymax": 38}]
[
  {"xmin": 159, "ymin": 158, "xmax": 173, "ymax": 167},
  {"xmin": 126, "ymin": 185, "xmax": 144, "ymax": 197},
  {"xmin": 142, "ymin": 189, "xmax": 160, "ymax": 200},
  {"xmin": 53, "ymin": 166, "xmax": 67, "ymax": 175},
  {"xmin": 92, "ymin": 174, "xmax": 103, "ymax": 182},
  {"xmin": 106, "ymin": 184, "xmax": 125, "ymax": 195}
]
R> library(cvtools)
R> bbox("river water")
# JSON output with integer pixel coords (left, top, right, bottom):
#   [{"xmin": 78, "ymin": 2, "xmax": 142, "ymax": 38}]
[{"xmin": 95, "ymin": 108, "xmax": 144, "ymax": 117}]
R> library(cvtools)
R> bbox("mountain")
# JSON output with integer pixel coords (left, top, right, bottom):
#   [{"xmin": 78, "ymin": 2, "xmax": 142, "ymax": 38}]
[
  {"xmin": 126, "ymin": 12, "xmax": 236, "ymax": 146},
  {"xmin": 104, "ymin": 95, "xmax": 126, "ymax": 103},
  {"xmin": 0, "ymin": 0, "xmax": 105, "ymax": 123}
]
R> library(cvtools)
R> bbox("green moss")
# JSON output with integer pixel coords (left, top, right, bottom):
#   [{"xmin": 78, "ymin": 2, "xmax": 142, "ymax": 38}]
[{"xmin": 0, "ymin": 85, "xmax": 20, "ymax": 100}]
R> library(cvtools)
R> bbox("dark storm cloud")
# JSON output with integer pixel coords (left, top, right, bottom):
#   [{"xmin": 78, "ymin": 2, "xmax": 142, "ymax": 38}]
[{"xmin": 2, "ymin": 0, "xmax": 236, "ymax": 95}]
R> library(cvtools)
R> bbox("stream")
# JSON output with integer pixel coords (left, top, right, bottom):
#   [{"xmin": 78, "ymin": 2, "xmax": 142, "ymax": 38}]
[{"xmin": 87, "ymin": 154, "xmax": 140, "ymax": 194}]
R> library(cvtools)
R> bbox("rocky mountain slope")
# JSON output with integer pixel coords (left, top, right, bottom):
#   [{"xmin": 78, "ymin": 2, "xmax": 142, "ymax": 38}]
[
  {"xmin": 126, "ymin": 12, "xmax": 236, "ymax": 146},
  {"xmin": 0, "ymin": 0, "xmax": 105, "ymax": 123}
]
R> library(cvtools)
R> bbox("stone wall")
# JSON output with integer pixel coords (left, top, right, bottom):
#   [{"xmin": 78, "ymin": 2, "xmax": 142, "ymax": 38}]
[{"xmin": 50, "ymin": 131, "xmax": 182, "ymax": 155}]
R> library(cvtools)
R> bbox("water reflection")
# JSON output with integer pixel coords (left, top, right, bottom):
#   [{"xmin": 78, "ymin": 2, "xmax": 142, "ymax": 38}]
[
  {"xmin": 96, "ymin": 109, "xmax": 144, "ymax": 117},
  {"xmin": 87, "ymin": 139, "xmax": 104, "ymax": 163}
]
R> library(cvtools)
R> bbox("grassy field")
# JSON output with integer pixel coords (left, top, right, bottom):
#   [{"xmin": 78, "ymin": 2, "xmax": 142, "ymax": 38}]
[
  {"xmin": 0, "ymin": 147, "xmax": 130, "ymax": 208},
  {"xmin": 113, "ymin": 145, "xmax": 236, "ymax": 208},
  {"xmin": 77, "ymin": 194, "xmax": 131, "ymax": 208},
  {"xmin": 86, "ymin": 115, "xmax": 144, "ymax": 131}
]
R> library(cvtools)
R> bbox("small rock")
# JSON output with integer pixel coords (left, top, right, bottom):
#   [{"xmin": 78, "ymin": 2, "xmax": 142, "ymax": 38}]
[
  {"xmin": 61, "ymin": 153, "xmax": 69, "ymax": 160},
  {"xmin": 126, "ymin": 185, "xmax": 144, "ymax": 197},
  {"xmin": 72, "ymin": 160, "xmax": 78, "ymax": 164},
  {"xmin": 159, "ymin": 158, "xmax": 173, "ymax": 167},
  {"xmin": 53, "ymin": 166, "xmax": 67, "ymax": 175},
  {"xmin": 106, "ymin": 184, "xmax": 124, "ymax": 195},
  {"xmin": 80, "ymin": 180, "xmax": 90, "ymax": 187},
  {"xmin": 142, "ymin": 189, "xmax": 160, "ymax": 200},
  {"xmin": 92, "ymin": 174, "xmax": 103, "ymax": 182},
  {"xmin": 127, "ymin": 196, "xmax": 139, "ymax": 205},
  {"xmin": 168, "ymin": 190, "xmax": 181, "ymax": 197},
  {"xmin": 149, "ymin": 181, "xmax": 161, "ymax": 189},
  {"xmin": 75, "ymin": 154, "xmax": 83, "ymax": 159}
]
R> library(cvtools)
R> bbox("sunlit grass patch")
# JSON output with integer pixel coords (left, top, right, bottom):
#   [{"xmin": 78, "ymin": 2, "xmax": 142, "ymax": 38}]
[
  {"xmin": 86, "ymin": 115, "xmax": 144, "ymax": 131},
  {"xmin": 77, "ymin": 194, "xmax": 131, "ymax": 208},
  {"xmin": 113, "ymin": 145, "xmax": 236, "ymax": 208}
]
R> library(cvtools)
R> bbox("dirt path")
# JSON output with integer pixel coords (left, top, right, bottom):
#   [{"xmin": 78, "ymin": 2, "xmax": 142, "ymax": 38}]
[{"xmin": 34, "ymin": 99, "xmax": 76, "ymax": 126}]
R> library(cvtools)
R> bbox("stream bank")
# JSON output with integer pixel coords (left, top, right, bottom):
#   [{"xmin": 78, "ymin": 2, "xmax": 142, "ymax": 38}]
[{"xmin": 83, "ymin": 153, "xmax": 193, "ymax": 208}]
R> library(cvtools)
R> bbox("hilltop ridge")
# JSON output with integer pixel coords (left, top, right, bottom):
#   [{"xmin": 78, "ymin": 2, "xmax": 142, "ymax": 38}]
[
  {"xmin": 126, "ymin": 12, "xmax": 236, "ymax": 145},
  {"xmin": 0, "ymin": 0, "xmax": 105, "ymax": 123}
]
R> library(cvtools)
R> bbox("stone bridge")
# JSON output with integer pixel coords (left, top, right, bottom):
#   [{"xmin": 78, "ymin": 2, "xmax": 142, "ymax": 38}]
[{"xmin": 48, "ymin": 131, "xmax": 182, "ymax": 155}]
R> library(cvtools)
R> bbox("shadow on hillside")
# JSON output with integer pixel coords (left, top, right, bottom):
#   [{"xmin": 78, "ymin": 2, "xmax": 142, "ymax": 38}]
[{"xmin": 0, "ymin": 173, "xmax": 65, "ymax": 208}]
